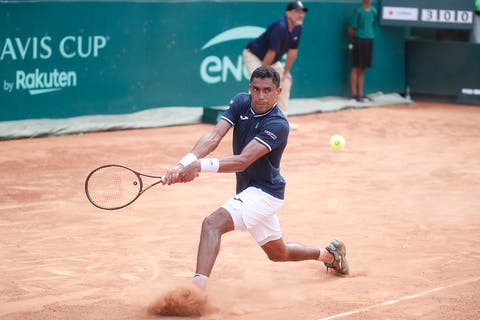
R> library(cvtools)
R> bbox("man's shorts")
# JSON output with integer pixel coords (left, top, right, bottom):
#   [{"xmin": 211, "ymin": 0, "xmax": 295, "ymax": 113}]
[
  {"xmin": 352, "ymin": 37, "xmax": 373, "ymax": 68},
  {"xmin": 222, "ymin": 186, "xmax": 284, "ymax": 246},
  {"xmin": 242, "ymin": 49, "xmax": 285, "ymax": 79}
]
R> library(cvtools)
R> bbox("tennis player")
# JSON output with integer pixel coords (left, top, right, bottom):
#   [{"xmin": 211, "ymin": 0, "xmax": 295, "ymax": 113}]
[{"xmin": 164, "ymin": 66, "xmax": 349, "ymax": 290}]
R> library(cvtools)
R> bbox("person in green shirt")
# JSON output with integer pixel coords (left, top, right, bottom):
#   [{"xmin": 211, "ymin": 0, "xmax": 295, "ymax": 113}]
[
  {"xmin": 348, "ymin": 0, "xmax": 378, "ymax": 102},
  {"xmin": 474, "ymin": 0, "xmax": 480, "ymax": 43}
]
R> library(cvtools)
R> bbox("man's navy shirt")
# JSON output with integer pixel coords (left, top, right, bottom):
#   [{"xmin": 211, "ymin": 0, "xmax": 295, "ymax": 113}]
[
  {"xmin": 221, "ymin": 92, "xmax": 289, "ymax": 200},
  {"xmin": 246, "ymin": 16, "xmax": 302, "ymax": 63}
]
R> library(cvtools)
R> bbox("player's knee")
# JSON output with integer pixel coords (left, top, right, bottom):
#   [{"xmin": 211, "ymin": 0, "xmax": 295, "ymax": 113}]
[
  {"xmin": 201, "ymin": 213, "xmax": 227, "ymax": 235},
  {"xmin": 201, "ymin": 216, "xmax": 218, "ymax": 233},
  {"xmin": 201, "ymin": 209, "xmax": 234, "ymax": 235},
  {"xmin": 266, "ymin": 251, "xmax": 288, "ymax": 262}
]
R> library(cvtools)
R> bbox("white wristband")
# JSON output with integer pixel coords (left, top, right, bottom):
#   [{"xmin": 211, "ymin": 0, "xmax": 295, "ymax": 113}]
[
  {"xmin": 178, "ymin": 153, "xmax": 198, "ymax": 167},
  {"xmin": 200, "ymin": 158, "xmax": 219, "ymax": 172}
]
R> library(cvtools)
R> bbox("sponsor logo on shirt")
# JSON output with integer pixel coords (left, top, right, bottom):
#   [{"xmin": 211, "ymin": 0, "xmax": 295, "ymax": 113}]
[{"xmin": 264, "ymin": 130, "xmax": 277, "ymax": 140}]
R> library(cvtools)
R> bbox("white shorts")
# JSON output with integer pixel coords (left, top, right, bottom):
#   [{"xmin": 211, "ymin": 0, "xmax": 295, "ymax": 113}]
[{"xmin": 221, "ymin": 186, "xmax": 284, "ymax": 246}]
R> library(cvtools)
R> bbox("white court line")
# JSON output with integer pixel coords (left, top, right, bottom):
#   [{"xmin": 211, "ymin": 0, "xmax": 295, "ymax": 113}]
[
  {"xmin": 0, "ymin": 202, "xmax": 49, "ymax": 210},
  {"xmin": 317, "ymin": 277, "xmax": 480, "ymax": 320}
]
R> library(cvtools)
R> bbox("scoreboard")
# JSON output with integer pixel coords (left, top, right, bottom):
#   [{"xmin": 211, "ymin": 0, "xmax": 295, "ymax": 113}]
[{"xmin": 380, "ymin": 0, "xmax": 474, "ymax": 29}]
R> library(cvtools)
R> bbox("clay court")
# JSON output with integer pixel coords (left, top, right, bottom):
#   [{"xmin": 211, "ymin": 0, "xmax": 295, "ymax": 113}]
[{"xmin": 1, "ymin": 101, "xmax": 480, "ymax": 319}]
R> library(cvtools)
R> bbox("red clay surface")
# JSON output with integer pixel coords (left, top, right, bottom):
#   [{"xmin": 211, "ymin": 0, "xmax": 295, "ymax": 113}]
[{"xmin": 1, "ymin": 101, "xmax": 480, "ymax": 319}]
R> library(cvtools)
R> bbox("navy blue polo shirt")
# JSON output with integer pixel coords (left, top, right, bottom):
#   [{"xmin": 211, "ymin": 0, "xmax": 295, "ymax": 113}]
[
  {"xmin": 221, "ymin": 92, "xmax": 289, "ymax": 199},
  {"xmin": 246, "ymin": 16, "xmax": 302, "ymax": 63}
]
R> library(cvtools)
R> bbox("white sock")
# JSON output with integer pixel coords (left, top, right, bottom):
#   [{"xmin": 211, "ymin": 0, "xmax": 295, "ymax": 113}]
[
  {"xmin": 193, "ymin": 273, "xmax": 209, "ymax": 290},
  {"xmin": 318, "ymin": 247, "xmax": 334, "ymax": 263}
]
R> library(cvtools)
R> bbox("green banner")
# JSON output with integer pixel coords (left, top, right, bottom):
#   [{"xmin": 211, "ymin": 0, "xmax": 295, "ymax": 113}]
[{"xmin": 1, "ymin": 1, "xmax": 406, "ymax": 121}]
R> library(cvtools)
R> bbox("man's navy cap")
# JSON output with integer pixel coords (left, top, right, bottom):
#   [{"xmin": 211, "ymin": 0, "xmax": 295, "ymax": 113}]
[{"xmin": 286, "ymin": 1, "xmax": 308, "ymax": 12}]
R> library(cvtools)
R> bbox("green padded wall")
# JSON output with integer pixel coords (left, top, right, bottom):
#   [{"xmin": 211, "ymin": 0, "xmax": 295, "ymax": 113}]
[{"xmin": 1, "ymin": 1, "xmax": 406, "ymax": 121}]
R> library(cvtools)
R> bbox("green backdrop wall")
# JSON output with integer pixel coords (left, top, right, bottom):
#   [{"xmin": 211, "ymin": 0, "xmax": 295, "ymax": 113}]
[
  {"xmin": 406, "ymin": 40, "xmax": 480, "ymax": 97},
  {"xmin": 0, "ymin": 1, "xmax": 406, "ymax": 121}
]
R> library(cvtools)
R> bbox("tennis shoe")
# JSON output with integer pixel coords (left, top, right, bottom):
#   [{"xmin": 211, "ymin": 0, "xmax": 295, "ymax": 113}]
[
  {"xmin": 357, "ymin": 96, "xmax": 373, "ymax": 103},
  {"xmin": 324, "ymin": 239, "xmax": 349, "ymax": 275}
]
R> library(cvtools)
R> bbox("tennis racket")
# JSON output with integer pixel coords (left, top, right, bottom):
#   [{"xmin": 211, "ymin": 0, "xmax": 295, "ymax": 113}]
[{"xmin": 85, "ymin": 164, "xmax": 165, "ymax": 210}]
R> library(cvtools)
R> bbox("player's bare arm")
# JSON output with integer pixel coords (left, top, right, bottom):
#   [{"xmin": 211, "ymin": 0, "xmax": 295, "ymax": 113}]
[
  {"xmin": 176, "ymin": 139, "xmax": 269, "ymax": 184},
  {"xmin": 216, "ymin": 139, "xmax": 269, "ymax": 172},
  {"xmin": 189, "ymin": 119, "xmax": 232, "ymax": 159},
  {"xmin": 164, "ymin": 120, "xmax": 231, "ymax": 184}
]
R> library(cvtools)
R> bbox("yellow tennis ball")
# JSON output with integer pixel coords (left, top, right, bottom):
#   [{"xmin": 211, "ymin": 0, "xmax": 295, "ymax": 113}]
[
  {"xmin": 330, "ymin": 135, "xmax": 346, "ymax": 150},
  {"xmin": 348, "ymin": 43, "xmax": 353, "ymax": 51}
]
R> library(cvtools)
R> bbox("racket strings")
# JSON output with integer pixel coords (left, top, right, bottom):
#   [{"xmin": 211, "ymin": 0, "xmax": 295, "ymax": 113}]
[{"xmin": 86, "ymin": 166, "xmax": 141, "ymax": 209}]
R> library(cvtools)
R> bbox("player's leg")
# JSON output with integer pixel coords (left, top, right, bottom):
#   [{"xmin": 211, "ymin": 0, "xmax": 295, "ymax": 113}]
[
  {"xmin": 232, "ymin": 188, "xmax": 334, "ymax": 264},
  {"xmin": 238, "ymin": 188, "xmax": 348, "ymax": 274},
  {"xmin": 261, "ymin": 238, "xmax": 321, "ymax": 261},
  {"xmin": 194, "ymin": 207, "xmax": 234, "ymax": 289},
  {"xmin": 256, "ymin": 215, "xmax": 335, "ymax": 264},
  {"xmin": 261, "ymin": 237, "xmax": 349, "ymax": 275},
  {"xmin": 193, "ymin": 187, "xmax": 272, "ymax": 289}
]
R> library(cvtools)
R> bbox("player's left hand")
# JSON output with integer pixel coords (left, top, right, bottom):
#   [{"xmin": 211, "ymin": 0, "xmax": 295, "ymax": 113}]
[
  {"xmin": 177, "ymin": 161, "xmax": 200, "ymax": 183},
  {"xmin": 164, "ymin": 164, "xmax": 183, "ymax": 185}
]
